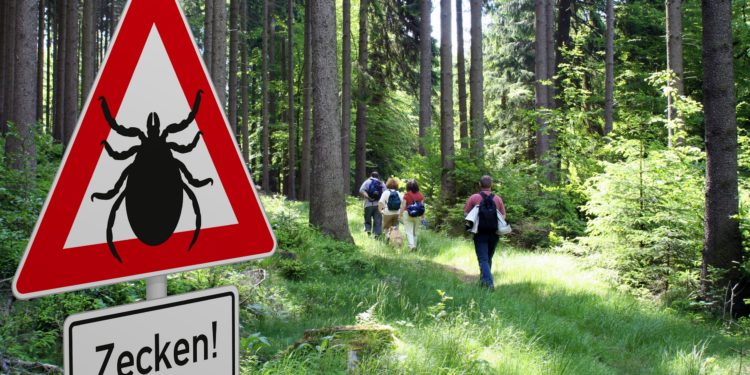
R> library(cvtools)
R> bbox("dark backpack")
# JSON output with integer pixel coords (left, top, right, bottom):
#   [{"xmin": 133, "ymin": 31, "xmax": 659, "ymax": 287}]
[
  {"xmin": 366, "ymin": 179, "xmax": 383, "ymax": 201},
  {"xmin": 387, "ymin": 190, "xmax": 401, "ymax": 210},
  {"xmin": 477, "ymin": 192, "xmax": 498, "ymax": 233},
  {"xmin": 407, "ymin": 201, "xmax": 426, "ymax": 217}
]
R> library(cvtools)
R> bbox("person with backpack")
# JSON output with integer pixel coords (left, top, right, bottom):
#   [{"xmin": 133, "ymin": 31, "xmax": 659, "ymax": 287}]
[
  {"xmin": 401, "ymin": 179, "xmax": 425, "ymax": 251},
  {"xmin": 463, "ymin": 175, "xmax": 507, "ymax": 289},
  {"xmin": 359, "ymin": 171, "xmax": 386, "ymax": 237},
  {"xmin": 378, "ymin": 177, "xmax": 403, "ymax": 233}
]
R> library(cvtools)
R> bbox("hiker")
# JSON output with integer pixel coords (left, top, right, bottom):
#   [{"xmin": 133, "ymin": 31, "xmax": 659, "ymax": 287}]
[
  {"xmin": 379, "ymin": 177, "xmax": 402, "ymax": 233},
  {"xmin": 359, "ymin": 171, "xmax": 385, "ymax": 237},
  {"xmin": 401, "ymin": 179, "xmax": 425, "ymax": 251},
  {"xmin": 464, "ymin": 175, "xmax": 507, "ymax": 289}
]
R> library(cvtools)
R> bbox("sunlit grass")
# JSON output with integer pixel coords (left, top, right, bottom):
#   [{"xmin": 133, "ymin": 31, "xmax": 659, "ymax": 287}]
[{"xmin": 244, "ymin": 196, "xmax": 750, "ymax": 374}]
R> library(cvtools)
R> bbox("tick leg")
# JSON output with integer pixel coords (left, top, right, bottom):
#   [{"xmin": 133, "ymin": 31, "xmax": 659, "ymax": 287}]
[
  {"xmin": 176, "ymin": 159, "xmax": 213, "ymax": 188},
  {"xmin": 98, "ymin": 96, "xmax": 145, "ymax": 140},
  {"xmin": 161, "ymin": 90, "xmax": 203, "ymax": 137},
  {"xmin": 167, "ymin": 132, "xmax": 202, "ymax": 153},
  {"xmin": 101, "ymin": 141, "xmax": 139, "ymax": 160},
  {"xmin": 91, "ymin": 165, "xmax": 131, "ymax": 201},
  {"xmin": 183, "ymin": 183, "xmax": 201, "ymax": 251},
  {"xmin": 106, "ymin": 192, "xmax": 126, "ymax": 262}
]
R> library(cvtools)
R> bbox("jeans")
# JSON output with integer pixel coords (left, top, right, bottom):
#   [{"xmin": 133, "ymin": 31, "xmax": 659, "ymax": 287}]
[
  {"xmin": 364, "ymin": 205, "xmax": 383, "ymax": 236},
  {"xmin": 473, "ymin": 232, "xmax": 499, "ymax": 288}
]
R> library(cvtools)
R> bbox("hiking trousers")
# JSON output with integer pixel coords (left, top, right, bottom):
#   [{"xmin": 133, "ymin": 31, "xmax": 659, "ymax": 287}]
[
  {"xmin": 473, "ymin": 232, "xmax": 500, "ymax": 288},
  {"xmin": 364, "ymin": 205, "xmax": 383, "ymax": 236},
  {"xmin": 402, "ymin": 213, "xmax": 419, "ymax": 249}
]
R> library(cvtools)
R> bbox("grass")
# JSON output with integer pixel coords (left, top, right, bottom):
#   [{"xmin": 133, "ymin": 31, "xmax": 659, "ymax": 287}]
[{"xmin": 241, "ymin": 196, "xmax": 749, "ymax": 374}]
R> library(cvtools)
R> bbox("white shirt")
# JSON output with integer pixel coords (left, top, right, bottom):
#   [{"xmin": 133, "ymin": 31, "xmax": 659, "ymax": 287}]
[{"xmin": 379, "ymin": 189, "xmax": 403, "ymax": 215}]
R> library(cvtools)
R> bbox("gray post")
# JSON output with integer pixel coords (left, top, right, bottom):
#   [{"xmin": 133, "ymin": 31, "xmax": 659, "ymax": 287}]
[{"xmin": 146, "ymin": 275, "xmax": 167, "ymax": 300}]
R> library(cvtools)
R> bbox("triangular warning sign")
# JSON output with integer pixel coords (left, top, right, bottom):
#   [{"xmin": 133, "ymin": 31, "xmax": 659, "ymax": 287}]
[{"xmin": 13, "ymin": 0, "xmax": 276, "ymax": 299}]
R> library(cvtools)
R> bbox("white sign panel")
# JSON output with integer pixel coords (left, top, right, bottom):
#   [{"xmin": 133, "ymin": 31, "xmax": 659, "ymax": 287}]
[{"xmin": 64, "ymin": 286, "xmax": 238, "ymax": 375}]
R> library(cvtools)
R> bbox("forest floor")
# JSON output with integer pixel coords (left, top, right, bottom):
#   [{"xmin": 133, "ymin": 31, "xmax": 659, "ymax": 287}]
[{"xmin": 243, "ymin": 196, "xmax": 750, "ymax": 374}]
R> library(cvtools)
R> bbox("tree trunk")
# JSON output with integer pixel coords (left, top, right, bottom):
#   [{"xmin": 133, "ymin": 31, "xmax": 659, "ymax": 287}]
[
  {"xmin": 418, "ymin": 0, "xmax": 432, "ymax": 156},
  {"xmin": 300, "ymin": 1, "xmax": 312, "ymax": 201},
  {"xmin": 82, "ymin": 0, "xmax": 96, "ymax": 102},
  {"xmin": 2, "ymin": 1, "xmax": 17, "ymax": 136},
  {"xmin": 0, "ymin": 2, "xmax": 6, "ymax": 133},
  {"xmin": 667, "ymin": 0, "xmax": 684, "ymax": 147},
  {"xmin": 440, "ymin": 0, "xmax": 455, "ymax": 204},
  {"xmin": 212, "ymin": 0, "xmax": 227, "ymax": 106},
  {"xmin": 229, "ymin": 0, "xmax": 239, "ymax": 134},
  {"xmin": 287, "ymin": 0, "xmax": 296, "ymax": 200},
  {"xmin": 342, "ymin": 0, "xmax": 352, "ymax": 195},
  {"xmin": 36, "ymin": 0, "xmax": 45, "ymax": 122},
  {"xmin": 555, "ymin": 0, "xmax": 572, "ymax": 109},
  {"xmin": 261, "ymin": 0, "xmax": 271, "ymax": 192},
  {"xmin": 45, "ymin": 2, "xmax": 52, "ymax": 130},
  {"xmin": 204, "ymin": 0, "xmax": 213, "ymax": 73},
  {"xmin": 469, "ymin": 0, "xmax": 484, "ymax": 157},
  {"xmin": 604, "ymin": 0, "xmax": 614, "ymax": 136},
  {"xmin": 534, "ymin": 0, "xmax": 549, "ymax": 169},
  {"xmin": 240, "ymin": 0, "xmax": 249, "ymax": 163},
  {"xmin": 63, "ymin": 0, "xmax": 79, "ymax": 144},
  {"xmin": 54, "ymin": 0, "xmax": 65, "ymax": 143},
  {"xmin": 456, "ymin": 0, "xmax": 468, "ymax": 151},
  {"xmin": 4, "ymin": 0, "xmax": 39, "ymax": 181},
  {"xmin": 354, "ymin": 0, "xmax": 368, "ymax": 194},
  {"xmin": 700, "ymin": 0, "xmax": 742, "ymax": 302},
  {"xmin": 309, "ymin": 0, "xmax": 353, "ymax": 243}
]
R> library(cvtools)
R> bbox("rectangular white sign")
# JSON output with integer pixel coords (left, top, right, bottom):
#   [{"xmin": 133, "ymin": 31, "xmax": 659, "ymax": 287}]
[{"xmin": 64, "ymin": 286, "xmax": 238, "ymax": 375}]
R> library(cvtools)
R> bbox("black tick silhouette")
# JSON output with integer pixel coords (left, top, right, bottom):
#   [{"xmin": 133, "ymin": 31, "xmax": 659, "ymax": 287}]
[{"xmin": 91, "ymin": 90, "xmax": 212, "ymax": 262}]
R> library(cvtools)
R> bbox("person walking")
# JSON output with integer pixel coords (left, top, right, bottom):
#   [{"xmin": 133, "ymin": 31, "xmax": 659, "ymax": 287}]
[
  {"xmin": 359, "ymin": 171, "xmax": 385, "ymax": 237},
  {"xmin": 379, "ymin": 177, "xmax": 402, "ymax": 233},
  {"xmin": 401, "ymin": 179, "xmax": 425, "ymax": 251},
  {"xmin": 464, "ymin": 175, "xmax": 507, "ymax": 289}
]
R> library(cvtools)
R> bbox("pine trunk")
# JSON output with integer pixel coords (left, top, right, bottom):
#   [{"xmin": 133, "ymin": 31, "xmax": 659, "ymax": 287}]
[
  {"xmin": 342, "ymin": 0, "xmax": 352, "ymax": 195},
  {"xmin": 63, "ymin": 0, "xmax": 79, "ymax": 144},
  {"xmin": 5, "ymin": 0, "xmax": 39, "ymax": 181},
  {"xmin": 2, "ymin": 1, "xmax": 17, "ymax": 136},
  {"xmin": 0, "ymin": 2, "xmax": 6, "ymax": 132},
  {"xmin": 354, "ymin": 0, "xmax": 368, "ymax": 194},
  {"xmin": 300, "ymin": 1, "xmax": 312, "ymax": 201},
  {"xmin": 418, "ymin": 0, "xmax": 432, "ymax": 156},
  {"xmin": 229, "ymin": 0, "xmax": 239, "ymax": 134},
  {"xmin": 261, "ymin": 0, "xmax": 271, "ymax": 192},
  {"xmin": 456, "ymin": 0, "xmax": 468, "ymax": 151},
  {"xmin": 555, "ymin": 0, "xmax": 572, "ymax": 109},
  {"xmin": 240, "ymin": 0, "xmax": 249, "ymax": 163},
  {"xmin": 604, "ymin": 0, "xmax": 614, "ymax": 135},
  {"xmin": 82, "ymin": 0, "xmax": 96, "ymax": 102},
  {"xmin": 54, "ymin": 0, "xmax": 65, "ymax": 143},
  {"xmin": 36, "ymin": 0, "xmax": 45, "ymax": 122},
  {"xmin": 534, "ymin": 0, "xmax": 549, "ymax": 167},
  {"xmin": 667, "ymin": 0, "xmax": 684, "ymax": 147},
  {"xmin": 204, "ymin": 0, "xmax": 213, "ymax": 73},
  {"xmin": 287, "ymin": 0, "xmax": 296, "ymax": 200},
  {"xmin": 212, "ymin": 0, "xmax": 227, "ymax": 106},
  {"xmin": 440, "ymin": 0, "xmax": 455, "ymax": 204},
  {"xmin": 309, "ymin": 0, "xmax": 353, "ymax": 242},
  {"xmin": 700, "ymin": 0, "xmax": 742, "ymax": 301},
  {"xmin": 469, "ymin": 0, "xmax": 483, "ymax": 156}
]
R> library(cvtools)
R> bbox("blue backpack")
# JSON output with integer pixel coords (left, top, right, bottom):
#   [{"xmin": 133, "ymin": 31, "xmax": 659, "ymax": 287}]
[
  {"xmin": 407, "ymin": 201, "xmax": 426, "ymax": 217},
  {"xmin": 366, "ymin": 179, "xmax": 383, "ymax": 201},
  {"xmin": 387, "ymin": 190, "xmax": 402, "ymax": 210}
]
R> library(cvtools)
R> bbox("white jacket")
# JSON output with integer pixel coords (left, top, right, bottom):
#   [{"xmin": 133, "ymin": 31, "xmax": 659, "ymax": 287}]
[{"xmin": 465, "ymin": 206, "xmax": 511, "ymax": 235}]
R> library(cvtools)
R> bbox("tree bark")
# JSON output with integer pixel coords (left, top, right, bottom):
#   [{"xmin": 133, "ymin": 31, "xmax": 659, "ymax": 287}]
[
  {"xmin": 604, "ymin": 0, "xmax": 614, "ymax": 136},
  {"xmin": 5, "ymin": 0, "xmax": 39, "ymax": 181},
  {"xmin": 63, "ymin": 0, "xmax": 79, "ymax": 144},
  {"xmin": 300, "ymin": 1, "xmax": 312, "ymax": 201},
  {"xmin": 666, "ymin": 0, "xmax": 684, "ymax": 147},
  {"xmin": 45, "ymin": 2, "xmax": 52, "ymax": 131},
  {"xmin": 229, "ymin": 0, "xmax": 239, "ymax": 135},
  {"xmin": 456, "ymin": 0, "xmax": 468, "ymax": 151},
  {"xmin": 261, "ymin": 0, "xmax": 271, "ymax": 192},
  {"xmin": 54, "ymin": 0, "xmax": 65, "ymax": 143},
  {"xmin": 342, "ymin": 0, "xmax": 352, "ymax": 195},
  {"xmin": 82, "ymin": 0, "xmax": 96, "ymax": 102},
  {"xmin": 419, "ymin": 0, "xmax": 432, "ymax": 157},
  {"xmin": 204, "ymin": 0, "xmax": 213, "ymax": 73},
  {"xmin": 2, "ymin": 1, "xmax": 17, "ymax": 136},
  {"xmin": 212, "ymin": 0, "xmax": 227, "ymax": 106},
  {"xmin": 555, "ymin": 0, "xmax": 572, "ymax": 109},
  {"xmin": 36, "ymin": 0, "xmax": 45, "ymax": 122},
  {"xmin": 240, "ymin": 0, "xmax": 249, "ymax": 163},
  {"xmin": 309, "ymin": 0, "xmax": 353, "ymax": 242},
  {"xmin": 0, "ymin": 2, "xmax": 6, "ymax": 133},
  {"xmin": 534, "ymin": 0, "xmax": 549, "ymax": 169},
  {"xmin": 469, "ymin": 0, "xmax": 484, "ymax": 157},
  {"xmin": 287, "ymin": 0, "xmax": 296, "ymax": 200},
  {"xmin": 700, "ymin": 0, "xmax": 742, "ymax": 301},
  {"xmin": 354, "ymin": 0, "xmax": 369, "ymax": 194},
  {"xmin": 440, "ymin": 0, "xmax": 455, "ymax": 204}
]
